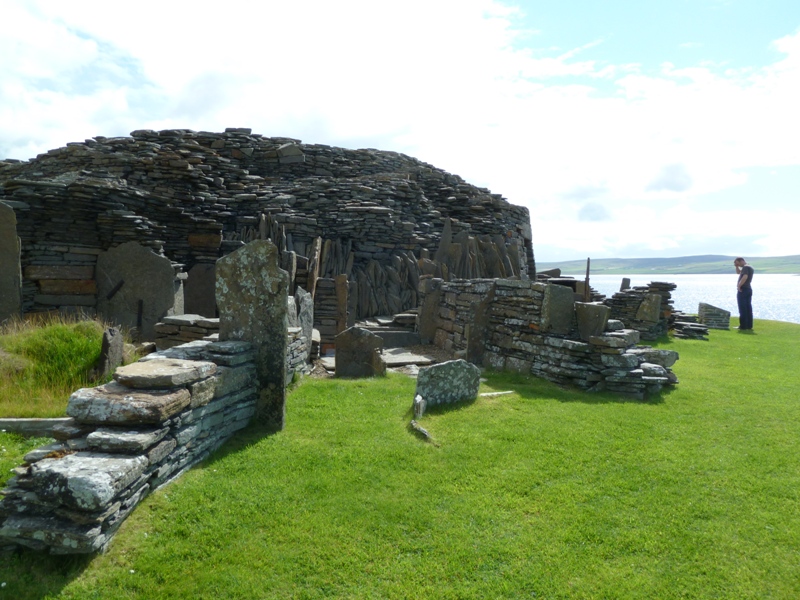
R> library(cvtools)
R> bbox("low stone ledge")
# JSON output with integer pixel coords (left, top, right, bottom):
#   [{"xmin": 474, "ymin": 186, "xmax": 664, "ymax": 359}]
[
  {"xmin": 113, "ymin": 358, "xmax": 217, "ymax": 389},
  {"xmin": 0, "ymin": 418, "xmax": 73, "ymax": 438},
  {"xmin": 67, "ymin": 383, "xmax": 192, "ymax": 425}
]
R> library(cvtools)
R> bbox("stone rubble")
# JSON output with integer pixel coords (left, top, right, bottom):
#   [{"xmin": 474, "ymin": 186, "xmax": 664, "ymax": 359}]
[{"xmin": 603, "ymin": 281, "xmax": 676, "ymax": 341}]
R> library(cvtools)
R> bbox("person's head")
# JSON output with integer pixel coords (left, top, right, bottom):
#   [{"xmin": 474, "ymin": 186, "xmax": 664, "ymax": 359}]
[{"xmin": 734, "ymin": 257, "xmax": 746, "ymax": 267}]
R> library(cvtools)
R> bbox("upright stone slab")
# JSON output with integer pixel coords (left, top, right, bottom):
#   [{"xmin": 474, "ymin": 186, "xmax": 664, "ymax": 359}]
[
  {"xmin": 415, "ymin": 359, "xmax": 481, "ymax": 408},
  {"xmin": 216, "ymin": 240, "xmax": 288, "ymax": 429},
  {"xmin": 541, "ymin": 283, "xmax": 575, "ymax": 335},
  {"xmin": 698, "ymin": 302, "xmax": 731, "ymax": 330},
  {"xmin": 93, "ymin": 327, "xmax": 125, "ymax": 380},
  {"xmin": 287, "ymin": 295, "xmax": 299, "ymax": 328},
  {"xmin": 466, "ymin": 280, "xmax": 495, "ymax": 364},
  {"xmin": 334, "ymin": 274, "xmax": 349, "ymax": 336},
  {"xmin": 433, "ymin": 218, "xmax": 454, "ymax": 266},
  {"xmin": 575, "ymin": 302, "xmax": 610, "ymax": 342},
  {"xmin": 295, "ymin": 286, "xmax": 314, "ymax": 361},
  {"xmin": 335, "ymin": 326, "xmax": 386, "ymax": 378},
  {"xmin": 0, "ymin": 202, "xmax": 22, "ymax": 322},
  {"xmin": 635, "ymin": 293, "xmax": 662, "ymax": 323},
  {"xmin": 184, "ymin": 263, "xmax": 217, "ymax": 317},
  {"xmin": 417, "ymin": 277, "xmax": 443, "ymax": 344},
  {"xmin": 96, "ymin": 242, "xmax": 177, "ymax": 341}
]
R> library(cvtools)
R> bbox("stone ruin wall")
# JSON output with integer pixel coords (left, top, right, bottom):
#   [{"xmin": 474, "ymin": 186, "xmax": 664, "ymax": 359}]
[
  {"xmin": 0, "ymin": 128, "xmax": 533, "ymax": 324},
  {"xmin": 421, "ymin": 278, "xmax": 679, "ymax": 400},
  {"xmin": 0, "ymin": 240, "xmax": 293, "ymax": 555},
  {"xmin": 602, "ymin": 281, "xmax": 677, "ymax": 341},
  {"xmin": 0, "ymin": 341, "xmax": 259, "ymax": 554}
]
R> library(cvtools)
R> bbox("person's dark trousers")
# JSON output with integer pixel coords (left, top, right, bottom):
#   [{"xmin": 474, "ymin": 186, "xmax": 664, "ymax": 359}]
[{"xmin": 737, "ymin": 289, "xmax": 753, "ymax": 329}]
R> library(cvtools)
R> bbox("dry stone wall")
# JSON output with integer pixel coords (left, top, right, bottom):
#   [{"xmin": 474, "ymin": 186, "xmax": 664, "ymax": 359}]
[
  {"xmin": 154, "ymin": 317, "xmax": 310, "ymax": 382},
  {"xmin": 0, "ymin": 341, "xmax": 257, "ymax": 554},
  {"xmin": 603, "ymin": 282, "xmax": 677, "ymax": 341},
  {"xmin": 0, "ymin": 128, "xmax": 534, "ymax": 322},
  {"xmin": 426, "ymin": 278, "xmax": 678, "ymax": 399}
]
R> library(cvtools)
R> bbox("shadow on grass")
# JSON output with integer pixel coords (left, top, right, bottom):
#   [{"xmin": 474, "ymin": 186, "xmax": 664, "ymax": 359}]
[
  {"xmin": 480, "ymin": 369, "xmax": 669, "ymax": 406},
  {"xmin": 0, "ymin": 548, "xmax": 94, "ymax": 600}
]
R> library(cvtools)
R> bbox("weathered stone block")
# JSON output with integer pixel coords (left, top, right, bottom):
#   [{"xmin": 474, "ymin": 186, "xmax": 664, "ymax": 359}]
[
  {"xmin": 415, "ymin": 359, "xmax": 481, "ymax": 407},
  {"xmin": 575, "ymin": 302, "xmax": 610, "ymax": 341},
  {"xmin": 114, "ymin": 358, "xmax": 216, "ymax": 388},
  {"xmin": 541, "ymin": 283, "xmax": 574, "ymax": 335},
  {"xmin": 635, "ymin": 293, "xmax": 662, "ymax": 323},
  {"xmin": 216, "ymin": 240, "xmax": 288, "ymax": 428},
  {"xmin": 86, "ymin": 427, "xmax": 169, "ymax": 453},
  {"xmin": 335, "ymin": 326, "xmax": 386, "ymax": 378},
  {"xmin": 29, "ymin": 453, "xmax": 149, "ymax": 512},
  {"xmin": 68, "ymin": 381, "xmax": 191, "ymax": 424}
]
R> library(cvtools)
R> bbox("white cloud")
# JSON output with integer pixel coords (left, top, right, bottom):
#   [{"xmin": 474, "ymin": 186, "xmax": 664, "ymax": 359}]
[{"xmin": 3, "ymin": 2, "xmax": 800, "ymax": 259}]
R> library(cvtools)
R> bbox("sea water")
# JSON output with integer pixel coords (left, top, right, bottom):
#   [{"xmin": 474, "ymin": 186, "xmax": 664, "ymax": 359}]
[{"xmin": 563, "ymin": 273, "xmax": 800, "ymax": 325}]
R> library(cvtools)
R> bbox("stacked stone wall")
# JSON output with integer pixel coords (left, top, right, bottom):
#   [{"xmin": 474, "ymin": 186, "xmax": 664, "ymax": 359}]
[
  {"xmin": 603, "ymin": 282, "xmax": 676, "ymax": 341},
  {"xmin": 154, "ymin": 314, "xmax": 220, "ymax": 349},
  {"xmin": 1, "ymin": 128, "xmax": 534, "ymax": 321},
  {"xmin": 429, "ymin": 279, "xmax": 678, "ymax": 399},
  {"xmin": 0, "ymin": 340, "xmax": 257, "ymax": 554}
]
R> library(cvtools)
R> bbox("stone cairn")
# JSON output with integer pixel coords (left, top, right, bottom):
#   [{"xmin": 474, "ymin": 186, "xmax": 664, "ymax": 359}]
[{"xmin": 670, "ymin": 312, "xmax": 710, "ymax": 340}]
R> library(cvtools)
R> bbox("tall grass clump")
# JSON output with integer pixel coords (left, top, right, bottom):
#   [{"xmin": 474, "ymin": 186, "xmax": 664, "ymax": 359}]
[{"xmin": 0, "ymin": 315, "xmax": 105, "ymax": 418}]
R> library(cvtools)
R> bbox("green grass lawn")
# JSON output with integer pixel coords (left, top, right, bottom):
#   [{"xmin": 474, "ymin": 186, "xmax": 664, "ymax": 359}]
[{"xmin": 2, "ymin": 318, "xmax": 799, "ymax": 598}]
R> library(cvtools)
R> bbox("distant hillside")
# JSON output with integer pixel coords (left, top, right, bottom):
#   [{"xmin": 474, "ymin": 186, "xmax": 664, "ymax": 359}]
[{"xmin": 536, "ymin": 255, "xmax": 800, "ymax": 275}]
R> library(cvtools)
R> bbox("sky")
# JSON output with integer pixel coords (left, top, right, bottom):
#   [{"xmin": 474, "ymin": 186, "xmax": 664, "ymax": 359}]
[{"xmin": 2, "ymin": 0, "xmax": 799, "ymax": 262}]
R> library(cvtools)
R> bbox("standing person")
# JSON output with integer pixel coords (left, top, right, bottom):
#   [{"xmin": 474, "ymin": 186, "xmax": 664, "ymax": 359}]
[{"xmin": 734, "ymin": 257, "xmax": 754, "ymax": 330}]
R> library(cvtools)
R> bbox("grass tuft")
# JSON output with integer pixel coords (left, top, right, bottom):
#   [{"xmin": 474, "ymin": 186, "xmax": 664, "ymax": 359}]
[{"xmin": 0, "ymin": 315, "xmax": 112, "ymax": 417}]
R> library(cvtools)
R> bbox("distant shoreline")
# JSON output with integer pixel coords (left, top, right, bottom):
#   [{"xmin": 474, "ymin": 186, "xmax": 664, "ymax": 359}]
[{"xmin": 536, "ymin": 254, "xmax": 800, "ymax": 275}]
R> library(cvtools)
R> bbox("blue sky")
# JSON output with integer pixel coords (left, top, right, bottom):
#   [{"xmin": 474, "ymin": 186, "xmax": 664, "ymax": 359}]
[{"xmin": 2, "ymin": 0, "xmax": 799, "ymax": 262}]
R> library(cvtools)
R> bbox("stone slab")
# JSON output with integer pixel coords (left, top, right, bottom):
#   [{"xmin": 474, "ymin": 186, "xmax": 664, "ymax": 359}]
[
  {"xmin": 113, "ymin": 358, "xmax": 217, "ymax": 388},
  {"xmin": 96, "ymin": 241, "xmax": 178, "ymax": 340},
  {"xmin": 67, "ymin": 381, "xmax": 191, "ymax": 424},
  {"xmin": 184, "ymin": 263, "xmax": 217, "ymax": 318},
  {"xmin": 335, "ymin": 326, "xmax": 386, "ymax": 378},
  {"xmin": 0, "ymin": 203, "xmax": 22, "ymax": 322},
  {"xmin": 29, "ymin": 453, "xmax": 149, "ymax": 512},
  {"xmin": 541, "ymin": 283, "xmax": 575, "ymax": 335},
  {"xmin": 415, "ymin": 359, "xmax": 481, "ymax": 407},
  {"xmin": 216, "ymin": 240, "xmax": 288, "ymax": 428}
]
